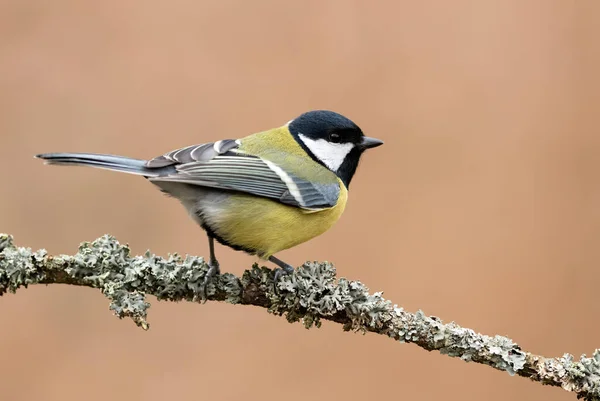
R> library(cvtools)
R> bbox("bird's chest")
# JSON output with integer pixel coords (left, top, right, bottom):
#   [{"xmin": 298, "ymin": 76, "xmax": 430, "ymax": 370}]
[{"xmin": 197, "ymin": 186, "xmax": 348, "ymax": 258}]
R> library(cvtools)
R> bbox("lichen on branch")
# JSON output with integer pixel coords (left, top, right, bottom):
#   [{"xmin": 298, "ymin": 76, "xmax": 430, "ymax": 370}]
[{"xmin": 0, "ymin": 233, "xmax": 598, "ymax": 400}]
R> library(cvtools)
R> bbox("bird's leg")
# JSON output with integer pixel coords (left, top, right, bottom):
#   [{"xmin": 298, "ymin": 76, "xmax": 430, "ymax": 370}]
[
  {"xmin": 201, "ymin": 235, "xmax": 220, "ymax": 302},
  {"xmin": 269, "ymin": 255, "xmax": 295, "ymax": 291}
]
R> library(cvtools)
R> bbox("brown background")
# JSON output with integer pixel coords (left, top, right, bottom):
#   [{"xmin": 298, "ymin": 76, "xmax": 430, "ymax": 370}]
[{"xmin": 1, "ymin": 1, "xmax": 599, "ymax": 400}]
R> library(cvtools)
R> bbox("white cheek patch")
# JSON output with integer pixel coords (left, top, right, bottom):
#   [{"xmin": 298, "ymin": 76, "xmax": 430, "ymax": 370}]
[{"xmin": 298, "ymin": 134, "xmax": 355, "ymax": 171}]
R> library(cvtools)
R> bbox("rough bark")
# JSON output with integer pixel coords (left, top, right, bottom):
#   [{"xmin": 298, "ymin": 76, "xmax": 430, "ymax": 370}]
[{"xmin": 1, "ymin": 233, "xmax": 598, "ymax": 400}]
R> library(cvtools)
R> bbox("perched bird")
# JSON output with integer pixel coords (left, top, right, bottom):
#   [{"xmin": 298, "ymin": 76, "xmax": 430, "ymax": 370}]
[{"xmin": 36, "ymin": 110, "xmax": 383, "ymax": 298}]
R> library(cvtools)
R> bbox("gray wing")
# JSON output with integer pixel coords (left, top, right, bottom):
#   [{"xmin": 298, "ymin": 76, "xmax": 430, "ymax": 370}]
[{"xmin": 146, "ymin": 140, "xmax": 339, "ymax": 210}]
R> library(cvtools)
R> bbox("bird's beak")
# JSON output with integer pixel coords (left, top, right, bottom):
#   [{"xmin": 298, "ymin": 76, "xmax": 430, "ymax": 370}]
[{"xmin": 359, "ymin": 136, "xmax": 384, "ymax": 150}]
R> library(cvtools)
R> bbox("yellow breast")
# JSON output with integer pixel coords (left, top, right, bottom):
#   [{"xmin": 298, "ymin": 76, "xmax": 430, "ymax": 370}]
[{"xmin": 212, "ymin": 179, "xmax": 348, "ymax": 258}]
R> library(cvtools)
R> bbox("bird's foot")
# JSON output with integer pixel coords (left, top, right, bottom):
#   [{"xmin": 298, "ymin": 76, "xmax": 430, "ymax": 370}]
[
  {"xmin": 272, "ymin": 264, "xmax": 295, "ymax": 293},
  {"xmin": 200, "ymin": 259, "xmax": 220, "ymax": 303}
]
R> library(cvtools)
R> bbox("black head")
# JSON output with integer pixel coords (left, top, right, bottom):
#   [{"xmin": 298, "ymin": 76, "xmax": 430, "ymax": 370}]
[{"xmin": 288, "ymin": 110, "xmax": 383, "ymax": 187}]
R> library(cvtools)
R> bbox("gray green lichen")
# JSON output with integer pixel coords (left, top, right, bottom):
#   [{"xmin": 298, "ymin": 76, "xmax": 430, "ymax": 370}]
[
  {"xmin": 1, "ymin": 233, "xmax": 599, "ymax": 400},
  {"xmin": 0, "ymin": 233, "xmax": 48, "ymax": 293},
  {"xmin": 0, "ymin": 234, "xmax": 234, "ymax": 329},
  {"xmin": 538, "ymin": 351, "xmax": 600, "ymax": 399}
]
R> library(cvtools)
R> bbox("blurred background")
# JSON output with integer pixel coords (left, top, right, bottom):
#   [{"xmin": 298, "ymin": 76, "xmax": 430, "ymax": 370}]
[{"xmin": 1, "ymin": 1, "xmax": 599, "ymax": 400}]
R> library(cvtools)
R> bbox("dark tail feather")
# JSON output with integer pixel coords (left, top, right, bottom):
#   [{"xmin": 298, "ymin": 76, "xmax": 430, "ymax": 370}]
[{"xmin": 35, "ymin": 152, "xmax": 161, "ymax": 177}]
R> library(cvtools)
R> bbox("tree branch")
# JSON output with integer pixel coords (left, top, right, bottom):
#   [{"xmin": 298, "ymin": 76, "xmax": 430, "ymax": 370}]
[{"xmin": 0, "ymin": 234, "xmax": 598, "ymax": 400}]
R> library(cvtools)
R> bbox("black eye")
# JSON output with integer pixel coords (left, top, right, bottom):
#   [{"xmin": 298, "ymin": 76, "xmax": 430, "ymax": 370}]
[{"xmin": 329, "ymin": 132, "xmax": 341, "ymax": 143}]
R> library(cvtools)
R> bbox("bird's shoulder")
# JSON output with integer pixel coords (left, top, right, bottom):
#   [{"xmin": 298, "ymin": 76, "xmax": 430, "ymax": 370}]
[{"xmin": 238, "ymin": 127, "xmax": 340, "ymax": 185}]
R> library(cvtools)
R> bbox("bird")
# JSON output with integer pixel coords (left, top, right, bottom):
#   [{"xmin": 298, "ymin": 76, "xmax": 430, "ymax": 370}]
[{"xmin": 36, "ymin": 110, "xmax": 383, "ymax": 299}]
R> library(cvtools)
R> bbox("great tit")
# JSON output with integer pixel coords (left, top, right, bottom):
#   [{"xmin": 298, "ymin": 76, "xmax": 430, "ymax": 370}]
[{"xmin": 36, "ymin": 110, "xmax": 383, "ymax": 297}]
